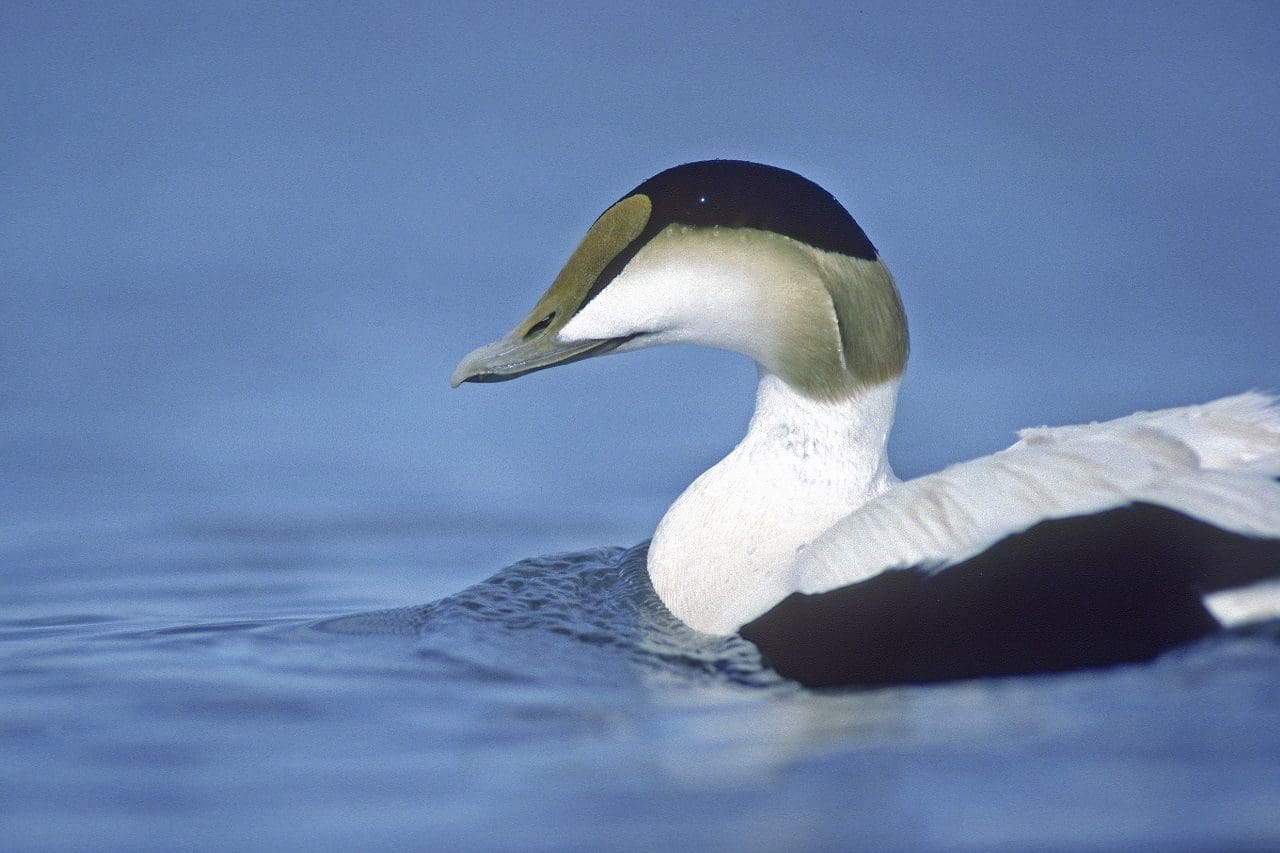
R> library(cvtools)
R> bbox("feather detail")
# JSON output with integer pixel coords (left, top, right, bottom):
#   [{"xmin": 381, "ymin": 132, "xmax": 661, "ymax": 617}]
[{"xmin": 789, "ymin": 393, "xmax": 1280, "ymax": 603}]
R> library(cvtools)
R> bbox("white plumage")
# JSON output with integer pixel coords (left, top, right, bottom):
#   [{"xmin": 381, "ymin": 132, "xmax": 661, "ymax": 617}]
[{"xmin": 796, "ymin": 392, "xmax": 1280, "ymax": 604}]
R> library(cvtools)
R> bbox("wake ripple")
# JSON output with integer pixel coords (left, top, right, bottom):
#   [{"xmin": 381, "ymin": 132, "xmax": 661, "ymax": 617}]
[{"xmin": 315, "ymin": 543, "xmax": 780, "ymax": 689}]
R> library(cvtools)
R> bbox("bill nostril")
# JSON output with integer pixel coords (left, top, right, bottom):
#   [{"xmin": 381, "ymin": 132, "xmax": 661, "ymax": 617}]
[{"xmin": 525, "ymin": 312, "xmax": 556, "ymax": 339}]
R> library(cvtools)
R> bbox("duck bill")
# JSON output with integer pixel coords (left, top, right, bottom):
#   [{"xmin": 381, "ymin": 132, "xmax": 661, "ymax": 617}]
[
  {"xmin": 450, "ymin": 193, "xmax": 653, "ymax": 387},
  {"xmin": 451, "ymin": 329, "xmax": 632, "ymax": 386}
]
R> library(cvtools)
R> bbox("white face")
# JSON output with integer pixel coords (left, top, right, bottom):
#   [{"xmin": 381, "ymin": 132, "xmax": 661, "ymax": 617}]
[{"xmin": 557, "ymin": 224, "xmax": 832, "ymax": 374}]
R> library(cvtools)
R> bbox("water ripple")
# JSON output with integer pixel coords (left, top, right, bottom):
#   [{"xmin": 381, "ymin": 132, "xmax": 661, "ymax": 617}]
[{"xmin": 316, "ymin": 542, "xmax": 781, "ymax": 689}]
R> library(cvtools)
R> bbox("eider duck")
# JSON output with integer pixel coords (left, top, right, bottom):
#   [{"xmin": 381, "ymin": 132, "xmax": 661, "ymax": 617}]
[{"xmin": 452, "ymin": 160, "xmax": 1280, "ymax": 687}]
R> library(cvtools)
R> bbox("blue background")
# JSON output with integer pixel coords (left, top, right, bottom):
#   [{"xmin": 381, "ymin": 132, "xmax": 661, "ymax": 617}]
[
  {"xmin": 5, "ymin": 2, "xmax": 1277, "ymax": 567},
  {"xmin": 4, "ymin": 5, "xmax": 1280, "ymax": 849}
]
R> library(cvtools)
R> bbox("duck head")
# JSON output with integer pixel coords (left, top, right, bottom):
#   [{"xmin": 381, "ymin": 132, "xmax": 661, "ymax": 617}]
[{"xmin": 452, "ymin": 160, "xmax": 908, "ymax": 400}]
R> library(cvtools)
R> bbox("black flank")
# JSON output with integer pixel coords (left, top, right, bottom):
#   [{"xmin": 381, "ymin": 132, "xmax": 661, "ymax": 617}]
[{"xmin": 740, "ymin": 503, "xmax": 1280, "ymax": 688}]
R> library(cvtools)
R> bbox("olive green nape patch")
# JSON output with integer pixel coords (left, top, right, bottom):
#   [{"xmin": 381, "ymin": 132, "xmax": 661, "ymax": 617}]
[
  {"xmin": 513, "ymin": 193, "xmax": 652, "ymax": 340},
  {"xmin": 825, "ymin": 256, "xmax": 909, "ymax": 387},
  {"xmin": 777, "ymin": 250, "xmax": 908, "ymax": 400}
]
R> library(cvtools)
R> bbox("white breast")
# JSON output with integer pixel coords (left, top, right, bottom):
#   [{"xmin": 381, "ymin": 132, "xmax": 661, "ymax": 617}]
[{"xmin": 647, "ymin": 374, "xmax": 900, "ymax": 634}]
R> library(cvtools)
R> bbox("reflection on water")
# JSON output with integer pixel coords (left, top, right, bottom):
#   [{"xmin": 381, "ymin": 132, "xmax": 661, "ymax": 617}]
[{"xmin": 3, "ymin": 514, "xmax": 1279, "ymax": 850}]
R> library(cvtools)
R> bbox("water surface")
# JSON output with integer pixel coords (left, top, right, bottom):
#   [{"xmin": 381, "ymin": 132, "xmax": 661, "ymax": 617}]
[
  {"xmin": 5, "ymin": 4, "xmax": 1280, "ymax": 849},
  {"xmin": 5, "ymin": 513, "xmax": 1278, "ymax": 851}
]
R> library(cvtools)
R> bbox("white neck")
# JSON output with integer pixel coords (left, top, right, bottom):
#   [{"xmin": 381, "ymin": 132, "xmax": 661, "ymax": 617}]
[{"xmin": 647, "ymin": 371, "xmax": 900, "ymax": 634}]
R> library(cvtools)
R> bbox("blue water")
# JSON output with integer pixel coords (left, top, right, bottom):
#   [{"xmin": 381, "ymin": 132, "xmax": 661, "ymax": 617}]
[
  {"xmin": 6, "ymin": 509, "xmax": 1280, "ymax": 850},
  {"xmin": 6, "ymin": 4, "xmax": 1280, "ymax": 849}
]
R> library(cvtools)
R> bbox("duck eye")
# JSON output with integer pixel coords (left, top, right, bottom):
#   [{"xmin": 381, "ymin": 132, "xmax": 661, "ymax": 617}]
[{"xmin": 525, "ymin": 312, "xmax": 556, "ymax": 339}]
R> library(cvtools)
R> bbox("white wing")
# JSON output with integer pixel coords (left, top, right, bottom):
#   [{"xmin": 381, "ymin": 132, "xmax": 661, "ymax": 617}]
[{"xmin": 791, "ymin": 392, "xmax": 1280, "ymax": 598}]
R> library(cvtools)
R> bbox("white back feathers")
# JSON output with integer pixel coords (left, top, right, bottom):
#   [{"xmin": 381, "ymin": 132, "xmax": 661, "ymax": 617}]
[{"xmin": 793, "ymin": 392, "xmax": 1280, "ymax": 599}]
